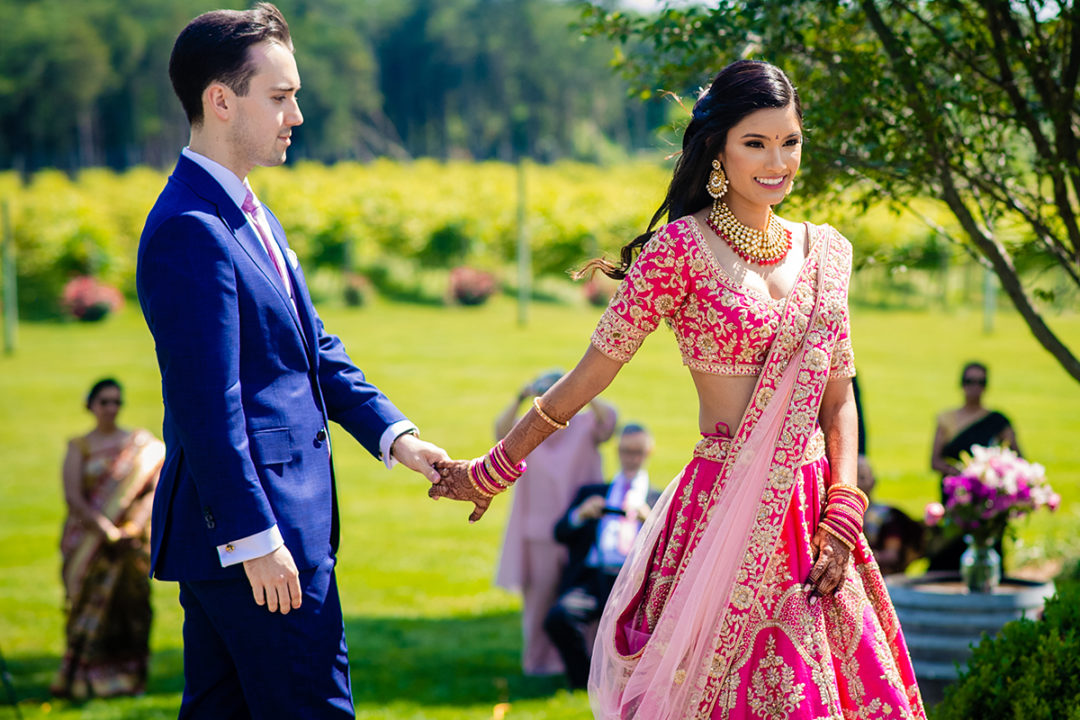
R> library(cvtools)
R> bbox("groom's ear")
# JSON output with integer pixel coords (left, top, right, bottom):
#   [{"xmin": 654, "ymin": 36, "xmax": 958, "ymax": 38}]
[{"xmin": 204, "ymin": 82, "xmax": 233, "ymax": 123}]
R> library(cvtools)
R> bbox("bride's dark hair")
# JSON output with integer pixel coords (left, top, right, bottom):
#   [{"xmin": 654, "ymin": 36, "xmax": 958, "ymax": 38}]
[{"xmin": 580, "ymin": 60, "xmax": 802, "ymax": 280}]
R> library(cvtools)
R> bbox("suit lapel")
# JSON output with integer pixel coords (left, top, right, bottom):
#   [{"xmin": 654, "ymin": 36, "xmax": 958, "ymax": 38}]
[
  {"xmin": 263, "ymin": 207, "xmax": 319, "ymax": 368},
  {"xmin": 171, "ymin": 156, "xmax": 313, "ymax": 359}
]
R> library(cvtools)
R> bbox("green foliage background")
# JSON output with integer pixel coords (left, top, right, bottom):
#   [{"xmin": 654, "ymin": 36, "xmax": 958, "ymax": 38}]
[
  {"xmin": 0, "ymin": 0, "xmax": 666, "ymax": 170},
  {"xmin": 9, "ymin": 161, "xmax": 1078, "ymax": 320}
]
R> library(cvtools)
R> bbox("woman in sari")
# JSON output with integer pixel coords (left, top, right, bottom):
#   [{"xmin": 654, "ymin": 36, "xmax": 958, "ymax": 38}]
[
  {"xmin": 432, "ymin": 60, "xmax": 924, "ymax": 719},
  {"xmin": 51, "ymin": 378, "xmax": 164, "ymax": 699},
  {"xmin": 930, "ymin": 362, "xmax": 1019, "ymax": 476},
  {"xmin": 927, "ymin": 362, "xmax": 1019, "ymax": 571}
]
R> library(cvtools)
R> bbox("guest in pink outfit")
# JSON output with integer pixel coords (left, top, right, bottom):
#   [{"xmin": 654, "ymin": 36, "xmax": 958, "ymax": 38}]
[
  {"xmin": 493, "ymin": 371, "xmax": 616, "ymax": 675},
  {"xmin": 433, "ymin": 60, "xmax": 925, "ymax": 719}
]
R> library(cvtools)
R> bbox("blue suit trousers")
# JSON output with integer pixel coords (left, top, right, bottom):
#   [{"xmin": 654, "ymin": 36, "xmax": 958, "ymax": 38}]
[{"xmin": 177, "ymin": 555, "xmax": 354, "ymax": 719}]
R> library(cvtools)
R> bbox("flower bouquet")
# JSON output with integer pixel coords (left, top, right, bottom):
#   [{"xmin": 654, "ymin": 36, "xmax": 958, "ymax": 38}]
[{"xmin": 925, "ymin": 445, "xmax": 1059, "ymax": 592}]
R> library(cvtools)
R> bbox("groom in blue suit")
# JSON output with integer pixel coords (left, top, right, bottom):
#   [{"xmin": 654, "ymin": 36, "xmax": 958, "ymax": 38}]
[{"xmin": 136, "ymin": 5, "xmax": 448, "ymax": 717}]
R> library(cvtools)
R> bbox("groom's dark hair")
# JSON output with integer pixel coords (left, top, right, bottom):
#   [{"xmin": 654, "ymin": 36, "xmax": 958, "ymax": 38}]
[{"xmin": 169, "ymin": 2, "xmax": 293, "ymax": 126}]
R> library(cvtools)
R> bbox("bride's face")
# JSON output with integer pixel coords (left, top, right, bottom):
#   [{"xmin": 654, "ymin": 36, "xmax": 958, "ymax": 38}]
[{"xmin": 716, "ymin": 104, "xmax": 802, "ymax": 213}]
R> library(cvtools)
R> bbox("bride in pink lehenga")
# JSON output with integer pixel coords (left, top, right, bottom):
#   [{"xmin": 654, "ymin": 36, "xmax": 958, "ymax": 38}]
[{"xmin": 433, "ymin": 60, "xmax": 926, "ymax": 720}]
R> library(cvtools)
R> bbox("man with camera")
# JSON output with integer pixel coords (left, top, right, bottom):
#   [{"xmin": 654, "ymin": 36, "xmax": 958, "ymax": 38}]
[{"xmin": 543, "ymin": 423, "xmax": 659, "ymax": 690}]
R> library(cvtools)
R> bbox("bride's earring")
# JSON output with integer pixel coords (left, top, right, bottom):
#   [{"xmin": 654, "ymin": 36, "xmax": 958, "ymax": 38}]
[{"xmin": 706, "ymin": 159, "xmax": 729, "ymax": 199}]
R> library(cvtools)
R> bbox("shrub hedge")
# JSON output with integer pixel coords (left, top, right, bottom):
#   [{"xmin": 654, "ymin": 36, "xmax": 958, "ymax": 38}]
[{"xmin": 933, "ymin": 574, "xmax": 1080, "ymax": 720}]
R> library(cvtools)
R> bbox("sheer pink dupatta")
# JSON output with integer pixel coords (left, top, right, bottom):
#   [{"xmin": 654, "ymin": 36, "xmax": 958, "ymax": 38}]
[
  {"xmin": 590, "ymin": 355, "xmax": 803, "ymax": 719},
  {"xmin": 590, "ymin": 229, "xmax": 842, "ymax": 719}
]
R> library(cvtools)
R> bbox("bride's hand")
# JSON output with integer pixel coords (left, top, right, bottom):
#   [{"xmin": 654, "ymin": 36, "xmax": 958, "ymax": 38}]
[
  {"xmin": 803, "ymin": 526, "xmax": 850, "ymax": 605},
  {"xmin": 429, "ymin": 459, "xmax": 494, "ymax": 523}
]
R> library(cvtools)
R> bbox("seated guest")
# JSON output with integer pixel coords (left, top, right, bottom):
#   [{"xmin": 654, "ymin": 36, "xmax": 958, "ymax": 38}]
[
  {"xmin": 543, "ymin": 424, "xmax": 660, "ymax": 690},
  {"xmin": 858, "ymin": 455, "xmax": 923, "ymax": 575}
]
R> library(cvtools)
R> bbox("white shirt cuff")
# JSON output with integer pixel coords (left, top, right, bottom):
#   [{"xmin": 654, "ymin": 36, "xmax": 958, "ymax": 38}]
[
  {"xmin": 380, "ymin": 420, "xmax": 419, "ymax": 469},
  {"xmin": 217, "ymin": 525, "xmax": 284, "ymax": 567}
]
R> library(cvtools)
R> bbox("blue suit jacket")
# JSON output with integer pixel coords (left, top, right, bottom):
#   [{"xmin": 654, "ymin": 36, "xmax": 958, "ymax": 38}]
[{"xmin": 137, "ymin": 155, "xmax": 407, "ymax": 581}]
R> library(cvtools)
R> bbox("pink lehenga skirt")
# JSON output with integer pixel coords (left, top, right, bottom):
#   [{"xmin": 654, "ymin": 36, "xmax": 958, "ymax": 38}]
[{"xmin": 606, "ymin": 431, "xmax": 926, "ymax": 719}]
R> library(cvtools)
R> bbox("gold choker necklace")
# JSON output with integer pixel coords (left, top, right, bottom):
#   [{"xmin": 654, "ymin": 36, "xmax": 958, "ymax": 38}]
[{"xmin": 705, "ymin": 199, "xmax": 791, "ymax": 266}]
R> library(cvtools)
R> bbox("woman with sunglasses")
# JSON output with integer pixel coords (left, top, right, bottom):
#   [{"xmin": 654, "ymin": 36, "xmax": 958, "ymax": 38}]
[
  {"xmin": 927, "ymin": 362, "xmax": 1020, "ymax": 571},
  {"xmin": 930, "ymin": 362, "xmax": 1020, "ymax": 477},
  {"xmin": 51, "ymin": 378, "xmax": 165, "ymax": 699}
]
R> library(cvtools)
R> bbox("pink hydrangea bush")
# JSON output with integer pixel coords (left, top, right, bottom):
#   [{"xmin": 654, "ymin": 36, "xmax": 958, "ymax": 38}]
[{"xmin": 61, "ymin": 276, "xmax": 124, "ymax": 322}]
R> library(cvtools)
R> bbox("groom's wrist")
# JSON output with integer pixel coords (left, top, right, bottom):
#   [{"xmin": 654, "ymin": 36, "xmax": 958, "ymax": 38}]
[
  {"xmin": 379, "ymin": 420, "xmax": 419, "ymax": 468},
  {"xmin": 389, "ymin": 428, "xmax": 420, "ymax": 459}
]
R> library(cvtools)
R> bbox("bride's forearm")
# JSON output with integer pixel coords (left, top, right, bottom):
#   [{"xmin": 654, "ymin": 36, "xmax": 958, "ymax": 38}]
[
  {"xmin": 502, "ymin": 345, "xmax": 622, "ymax": 464},
  {"xmin": 819, "ymin": 377, "xmax": 858, "ymax": 488}
]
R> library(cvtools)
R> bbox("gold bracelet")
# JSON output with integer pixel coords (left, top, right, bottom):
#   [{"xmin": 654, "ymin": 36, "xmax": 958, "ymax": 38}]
[{"xmin": 532, "ymin": 397, "xmax": 569, "ymax": 430}]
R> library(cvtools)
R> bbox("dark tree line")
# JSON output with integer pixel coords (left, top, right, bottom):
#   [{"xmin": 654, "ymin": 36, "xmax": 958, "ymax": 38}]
[{"xmin": 0, "ymin": 0, "xmax": 666, "ymax": 172}]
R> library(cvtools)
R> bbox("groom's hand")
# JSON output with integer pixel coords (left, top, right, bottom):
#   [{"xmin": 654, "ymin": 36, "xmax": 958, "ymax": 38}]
[
  {"xmin": 391, "ymin": 432, "xmax": 450, "ymax": 482},
  {"xmin": 429, "ymin": 459, "xmax": 493, "ymax": 523},
  {"xmin": 243, "ymin": 545, "xmax": 302, "ymax": 614}
]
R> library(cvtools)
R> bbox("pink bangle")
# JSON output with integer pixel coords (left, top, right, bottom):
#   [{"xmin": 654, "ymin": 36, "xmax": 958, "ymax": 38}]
[
  {"xmin": 828, "ymin": 497, "xmax": 866, "ymax": 519},
  {"xmin": 467, "ymin": 459, "xmax": 497, "ymax": 498},
  {"xmin": 827, "ymin": 484, "xmax": 869, "ymax": 511},
  {"xmin": 489, "ymin": 441, "xmax": 526, "ymax": 480},
  {"xmin": 825, "ymin": 512, "xmax": 862, "ymax": 538},
  {"xmin": 819, "ymin": 521, "xmax": 856, "ymax": 550},
  {"xmin": 468, "ymin": 441, "xmax": 529, "ymax": 498}
]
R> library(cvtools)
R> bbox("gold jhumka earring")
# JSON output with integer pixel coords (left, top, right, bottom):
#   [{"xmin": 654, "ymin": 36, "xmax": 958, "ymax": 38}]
[{"xmin": 706, "ymin": 159, "xmax": 729, "ymax": 199}]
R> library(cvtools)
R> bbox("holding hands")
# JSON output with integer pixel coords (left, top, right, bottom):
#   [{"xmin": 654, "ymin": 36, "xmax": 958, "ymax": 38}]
[
  {"xmin": 391, "ymin": 431, "xmax": 451, "ymax": 483},
  {"xmin": 430, "ymin": 439, "xmax": 527, "ymax": 523},
  {"xmin": 430, "ymin": 459, "xmax": 494, "ymax": 523}
]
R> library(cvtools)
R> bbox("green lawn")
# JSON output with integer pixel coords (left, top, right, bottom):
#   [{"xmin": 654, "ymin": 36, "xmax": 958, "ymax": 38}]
[{"xmin": 1, "ymin": 296, "xmax": 1078, "ymax": 719}]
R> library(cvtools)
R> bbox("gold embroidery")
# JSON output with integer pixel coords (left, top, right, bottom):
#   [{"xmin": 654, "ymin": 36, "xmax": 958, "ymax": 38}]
[
  {"xmin": 748, "ymin": 636, "xmax": 807, "ymax": 720},
  {"xmin": 695, "ymin": 226, "xmax": 851, "ymax": 717},
  {"xmin": 588, "ymin": 217, "xmax": 804, "ymax": 376},
  {"xmin": 829, "ymin": 336, "xmax": 856, "ymax": 379}
]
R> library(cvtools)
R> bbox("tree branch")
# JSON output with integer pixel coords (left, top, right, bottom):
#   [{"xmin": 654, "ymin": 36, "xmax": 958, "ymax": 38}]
[
  {"xmin": 939, "ymin": 167, "xmax": 1080, "ymax": 383},
  {"xmin": 864, "ymin": 0, "xmax": 1080, "ymax": 382}
]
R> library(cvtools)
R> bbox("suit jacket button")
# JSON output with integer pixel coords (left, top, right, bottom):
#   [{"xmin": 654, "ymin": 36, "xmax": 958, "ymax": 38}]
[{"xmin": 316, "ymin": 429, "xmax": 327, "ymax": 442}]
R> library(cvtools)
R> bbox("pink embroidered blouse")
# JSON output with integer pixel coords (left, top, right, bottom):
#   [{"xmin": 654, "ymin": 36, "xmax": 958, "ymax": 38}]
[{"xmin": 591, "ymin": 216, "xmax": 856, "ymax": 379}]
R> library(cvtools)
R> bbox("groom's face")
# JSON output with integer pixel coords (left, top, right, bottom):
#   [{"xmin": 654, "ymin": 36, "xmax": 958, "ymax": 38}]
[{"xmin": 229, "ymin": 40, "xmax": 303, "ymax": 170}]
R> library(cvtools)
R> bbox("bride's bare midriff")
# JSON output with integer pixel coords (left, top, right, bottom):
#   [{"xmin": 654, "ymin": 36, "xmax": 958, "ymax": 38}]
[
  {"xmin": 692, "ymin": 371, "xmax": 759, "ymax": 437},
  {"xmin": 684, "ymin": 210, "xmax": 811, "ymax": 437}
]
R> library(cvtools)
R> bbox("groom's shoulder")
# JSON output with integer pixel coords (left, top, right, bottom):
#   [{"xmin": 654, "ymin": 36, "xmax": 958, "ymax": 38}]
[{"xmin": 142, "ymin": 170, "xmax": 222, "ymax": 243}]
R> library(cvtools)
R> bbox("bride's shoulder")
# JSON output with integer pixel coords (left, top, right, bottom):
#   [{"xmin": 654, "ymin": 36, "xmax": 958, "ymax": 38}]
[{"xmin": 797, "ymin": 220, "xmax": 852, "ymax": 253}]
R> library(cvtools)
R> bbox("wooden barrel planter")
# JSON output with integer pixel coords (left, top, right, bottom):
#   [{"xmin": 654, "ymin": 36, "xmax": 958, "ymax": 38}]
[{"xmin": 886, "ymin": 571, "xmax": 1055, "ymax": 705}]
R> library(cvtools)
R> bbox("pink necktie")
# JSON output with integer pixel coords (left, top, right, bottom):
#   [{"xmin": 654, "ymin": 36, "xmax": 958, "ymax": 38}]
[{"xmin": 241, "ymin": 190, "xmax": 290, "ymax": 293}]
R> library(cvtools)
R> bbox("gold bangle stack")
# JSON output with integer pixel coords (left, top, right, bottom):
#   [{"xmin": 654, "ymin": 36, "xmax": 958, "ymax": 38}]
[{"xmin": 820, "ymin": 483, "xmax": 868, "ymax": 551}]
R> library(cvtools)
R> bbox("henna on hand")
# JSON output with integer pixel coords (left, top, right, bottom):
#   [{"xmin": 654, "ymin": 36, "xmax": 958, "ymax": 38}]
[
  {"xmin": 430, "ymin": 459, "xmax": 493, "ymax": 523},
  {"xmin": 803, "ymin": 526, "xmax": 851, "ymax": 604}
]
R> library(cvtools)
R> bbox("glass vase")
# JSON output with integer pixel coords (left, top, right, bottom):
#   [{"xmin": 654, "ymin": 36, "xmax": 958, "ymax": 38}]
[{"xmin": 960, "ymin": 534, "xmax": 1001, "ymax": 593}]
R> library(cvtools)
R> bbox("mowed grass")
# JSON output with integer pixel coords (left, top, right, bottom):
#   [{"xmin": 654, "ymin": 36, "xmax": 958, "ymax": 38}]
[{"xmin": 0, "ymin": 295, "xmax": 1078, "ymax": 719}]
